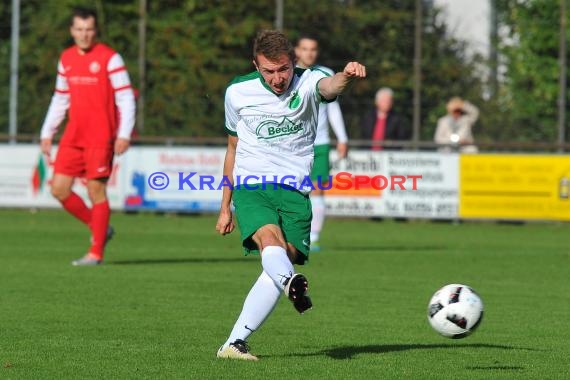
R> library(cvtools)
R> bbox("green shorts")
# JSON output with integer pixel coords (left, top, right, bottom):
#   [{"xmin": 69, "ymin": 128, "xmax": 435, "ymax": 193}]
[
  {"xmin": 233, "ymin": 184, "xmax": 312, "ymax": 264},
  {"xmin": 310, "ymin": 144, "xmax": 331, "ymax": 181}
]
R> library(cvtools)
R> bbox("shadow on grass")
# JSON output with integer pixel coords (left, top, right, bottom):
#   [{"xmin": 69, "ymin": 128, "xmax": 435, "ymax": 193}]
[
  {"xmin": 332, "ymin": 245, "xmax": 445, "ymax": 252},
  {"xmin": 110, "ymin": 257, "xmax": 253, "ymax": 265},
  {"xmin": 466, "ymin": 365, "xmax": 525, "ymax": 371},
  {"xmin": 322, "ymin": 343, "xmax": 537, "ymax": 360},
  {"xmin": 270, "ymin": 343, "xmax": 538, "ymax": 360}
]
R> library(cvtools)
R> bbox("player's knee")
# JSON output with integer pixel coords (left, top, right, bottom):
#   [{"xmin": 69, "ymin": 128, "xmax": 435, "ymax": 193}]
[
  {"xmin": 86, "ymin": 181, "xmax": 107, "ymax": 203},
  {"xmin": 253, "ymin": 224, "xmax": 286, "ymax": 250},
  {"xmin": 87, "ymin": 189, "xmax": 106, "ymax": 203},
  {"xmin": 50, "ymin": 183, "xmax": 71, "ymax": 201}
]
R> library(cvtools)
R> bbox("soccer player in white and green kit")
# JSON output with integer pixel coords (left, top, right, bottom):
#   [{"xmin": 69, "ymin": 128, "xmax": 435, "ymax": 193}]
[
  {"xmin": 215, "ymin": 30, "xmax": 365, "ymax": 361},
  {"xmin": 295, "ymin": 35, "xmax": 349, "ymax": 251}
]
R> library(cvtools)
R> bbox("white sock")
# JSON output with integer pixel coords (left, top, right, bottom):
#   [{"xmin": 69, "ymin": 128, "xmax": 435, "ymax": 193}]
[
  {"xmin": 310, "ymin": 232, "xmax": 319, "ymax": 244},
  {"xmin": 261, "ymin": 246, "xmax": 294, "ymax": 290},
  {"xmin": 224, "ymin": 271, "xmax": 281, "ymax": 347},
  {"xmin": 310, "ymin": 195, "xmax": 326, "ymax": 242}
]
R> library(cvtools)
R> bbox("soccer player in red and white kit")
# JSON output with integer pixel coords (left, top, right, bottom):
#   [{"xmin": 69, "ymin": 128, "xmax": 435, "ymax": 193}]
[{"xmin": 40, "ymin": 7, "xmax": 136, "ymax": 266}]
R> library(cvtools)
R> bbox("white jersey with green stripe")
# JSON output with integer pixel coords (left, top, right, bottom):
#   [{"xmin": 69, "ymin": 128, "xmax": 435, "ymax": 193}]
[{"xmin": 225, "ymin": 67, "xmax": 331, "ymax": 192}]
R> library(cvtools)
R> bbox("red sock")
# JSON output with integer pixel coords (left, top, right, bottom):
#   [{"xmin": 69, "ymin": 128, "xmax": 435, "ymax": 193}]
[
  {"xmin": 89, "ymin": 200, "xmax": 110, "ymax": 260},
  {"xmin": 61, "ymin": 192, "xmax": 92, "ymax": 226}
]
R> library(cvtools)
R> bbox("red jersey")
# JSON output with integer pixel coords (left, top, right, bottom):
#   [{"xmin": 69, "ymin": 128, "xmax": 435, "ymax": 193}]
[
  {"xmin": 47, "ymin": 43, "xmax": 134, "ymax": 148},
  {"xmin": 372, "ymin": 115, "xmax": 387, "ymax": 151}
]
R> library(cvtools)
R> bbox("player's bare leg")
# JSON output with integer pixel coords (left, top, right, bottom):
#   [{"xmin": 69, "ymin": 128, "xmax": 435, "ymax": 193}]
[
  {"xmin": 72, "ymin": 178, "xmax": 110, "ymax": 266},
  {"xmin": 217, "ymin": 224, "xmax": 311, "ymax": 360}
]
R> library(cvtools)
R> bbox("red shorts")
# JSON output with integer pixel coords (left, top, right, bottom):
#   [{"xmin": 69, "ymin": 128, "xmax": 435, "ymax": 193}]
[{"xmin": 54, "ymin": 146, "xmax": 114, "ymax": 179}]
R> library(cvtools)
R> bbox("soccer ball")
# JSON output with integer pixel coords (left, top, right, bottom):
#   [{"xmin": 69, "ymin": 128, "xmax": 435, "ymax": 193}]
[{"xmin": 427, "ymin": 284, "xmax": 484, "ymax": 339}]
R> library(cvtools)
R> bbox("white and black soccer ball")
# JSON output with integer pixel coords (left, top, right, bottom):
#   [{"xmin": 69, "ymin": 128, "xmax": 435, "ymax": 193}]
[{"xmin": 427, "ymin": 284, "xmax": 484, "ymax": 339}]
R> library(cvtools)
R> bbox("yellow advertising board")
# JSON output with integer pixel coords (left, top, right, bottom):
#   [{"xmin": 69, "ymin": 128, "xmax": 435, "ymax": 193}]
[{"xmin": 459, "ymin": 155, "xmax": 570, "ymax": 221}]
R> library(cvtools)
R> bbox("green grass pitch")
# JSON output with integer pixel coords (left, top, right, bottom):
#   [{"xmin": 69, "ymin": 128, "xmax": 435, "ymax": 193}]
[{"xmin": 0, "ymin": 209, "xmax": 568, "ymax": 379}]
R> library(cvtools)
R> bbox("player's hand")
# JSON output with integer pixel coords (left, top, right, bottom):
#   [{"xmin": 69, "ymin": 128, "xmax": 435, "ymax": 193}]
[
  {"xmin": 114, "ymin": 138, "xmax": 130, "ymax": 155},
  {"xmin": 336, "ymin": 142, "xmax": 348, "ymax": 159},
  {"xmin": 216, "ymin": 208, "xmax": 235, "ymax": 235},
  {"xmin": 40, "ymin": 138, "xmax": 52, "ymax": 157},
  {"xmin": 343, "ymin": 62, "xmax": 366, "ymax": 79}
]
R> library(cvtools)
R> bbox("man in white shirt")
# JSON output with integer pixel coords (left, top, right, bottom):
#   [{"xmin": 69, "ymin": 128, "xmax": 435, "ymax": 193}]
[{"xmin": 215, "ymin": 30, "xmax": 365, "ymax": 360}]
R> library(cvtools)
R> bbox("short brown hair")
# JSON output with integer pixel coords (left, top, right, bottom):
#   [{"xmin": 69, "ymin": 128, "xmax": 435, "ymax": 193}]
[
  {"xmin": 70, "ymin": 6, "xmax": 98, "ymax": 29},
  {"xmin": 253, "ymin": 30, "xmax": 295, "ymax": 63}
]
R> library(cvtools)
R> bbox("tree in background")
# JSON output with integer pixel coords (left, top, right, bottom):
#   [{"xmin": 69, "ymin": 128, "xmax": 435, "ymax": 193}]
[
  {"xmin": 0, "ymin": 0, "xmax": 140, "ymax": 139},
  {"xmin": 285, "ymin": 0, "xmax": 486, "ymax": 141},
  {"xmin": 0, "ymin": 1, "xmax": 13, "ymax": 129},
  {"xmin": 496, "ymin": 0, "xmax": 569, "ymax": 142},
  {"xmin": 1, "ymin": 0, "xmax": 489, "ymax": 141},
  {"xmin": 144, "ymin": 0, "xmax": 273, "ymax": 136}
]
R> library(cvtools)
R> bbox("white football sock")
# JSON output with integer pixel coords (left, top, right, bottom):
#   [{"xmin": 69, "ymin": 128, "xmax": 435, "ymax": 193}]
[
  {"xmin": 310, "ymin": 195, "xmax": 326, "ymax": 242},
  {"xmin": 224, "ymin": 271, "xmax": 281, "ymax": 347},
  {"xmin": 261, "ymin": 245, "xmax": 294, "ymax": 290},
  {"xmin": 310, "ymin": 232, "xmax": 319, "ymax": 243}
]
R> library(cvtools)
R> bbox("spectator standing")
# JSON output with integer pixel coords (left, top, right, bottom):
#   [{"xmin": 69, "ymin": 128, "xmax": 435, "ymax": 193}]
[
  {"xmin": 360, "ymin": 88, "xmax": 410, "ymax": 150},
  {"xmin": 434, "ymin": 97, "xmax": 479, "ymax": 153}
]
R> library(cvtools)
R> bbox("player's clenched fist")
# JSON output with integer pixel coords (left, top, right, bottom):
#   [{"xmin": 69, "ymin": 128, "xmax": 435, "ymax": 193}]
[
  {"xmin": 216, "ymin": 209, "xmax": 235, "ymax": 235},
  {"xmin": 343, "ymin": 62, "xmax": 366, "ymax": 79}
]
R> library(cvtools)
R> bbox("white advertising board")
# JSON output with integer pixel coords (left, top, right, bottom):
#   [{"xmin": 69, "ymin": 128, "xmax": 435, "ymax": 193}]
[
  {"xmin": 380, "ymin": 152, "xmax": 459, "ymax": 218},
  {"xmin": 0, "ymin": 144, "xmax": 126, "ymax": 210},
  {"xmin": 0, "ymin": 145, "xmax": 459, "ymax": 219},
  {"xmin": 121, "ymin": 147, "xmax": 225, "ymax": 212},
  {"xmin": 325, "ymin": 151, "xmax": 459, "ymax": 218}
]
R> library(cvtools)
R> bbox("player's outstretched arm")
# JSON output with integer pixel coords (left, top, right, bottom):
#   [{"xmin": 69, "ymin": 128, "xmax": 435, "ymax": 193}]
[
  {"xmin": 216, "ymin": 135, "xmax": 238, "ymax": 235},
  {"xmin": 318, "ymin": 61, "xmax": 366, "ymax": 101}
]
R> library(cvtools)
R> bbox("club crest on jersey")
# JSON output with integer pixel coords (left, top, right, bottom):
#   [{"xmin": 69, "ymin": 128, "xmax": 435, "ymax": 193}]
[
  {"xmin": 255, "ymin": 117, "xmax": 303, "ymax": 140},
  {"xmin": 89, "ymin": 61, "xmax": 101, "ymax": 74},
  {"xmin": 288, "ymin": 91, "xmax": 301, "ymax": 109}
]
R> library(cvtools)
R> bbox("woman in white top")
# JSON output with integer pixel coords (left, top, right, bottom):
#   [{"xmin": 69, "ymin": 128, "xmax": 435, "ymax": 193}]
[{"xmin": 434, "ymin": 97, "xmax": 479, "ymax": 153}]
